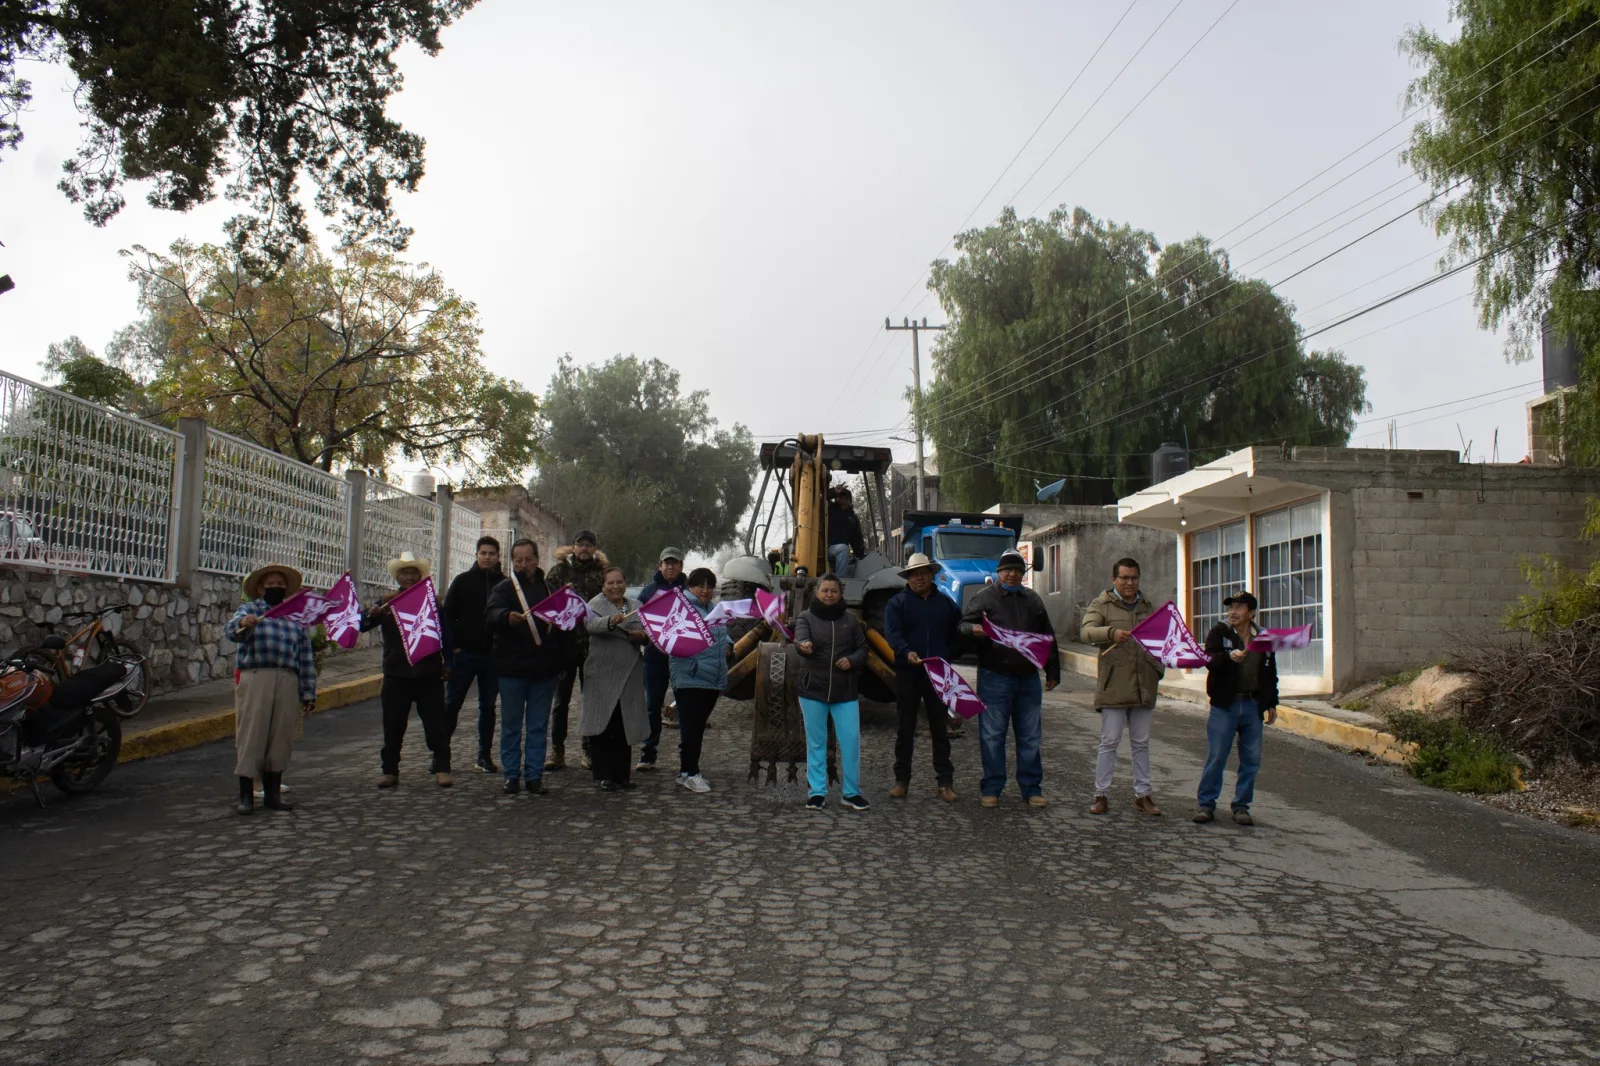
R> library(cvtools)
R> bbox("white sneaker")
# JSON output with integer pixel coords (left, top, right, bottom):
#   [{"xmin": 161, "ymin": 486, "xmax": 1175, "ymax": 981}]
[{"xmin": 679, "ymin": 773, "xmax": 712, "ymax": 794}]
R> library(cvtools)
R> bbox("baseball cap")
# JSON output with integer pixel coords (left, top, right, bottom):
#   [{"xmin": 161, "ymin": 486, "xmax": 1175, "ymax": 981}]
[
  {"xmin": 1222, "ymin": 591, "xmax": 1259, "ymax": 611},
  {"xmin": 574, "ymin": 528, "xmax": 598, "ymax": 545},
  {"xmin": 658, "ymin": 546, "xmax": 684, "ymax": 562}
]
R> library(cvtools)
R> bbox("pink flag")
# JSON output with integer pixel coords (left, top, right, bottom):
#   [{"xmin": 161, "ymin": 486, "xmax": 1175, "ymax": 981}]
[
  {"xmin": 387, "ymin": 577, "xmax": 444, "ymax": 665},
  {"xmin": 981, "ymin": 615, "xmax": 1056, "ymax": 670},
  {"xmin": 322, "ymin": 573, "xmax": 362, "ymax": 649},
  {"xmin": 923, "ymin": 657, "xmax": 985, "ymax": 719},
  {"xmin": 754, "ymin": 586, "xmax": 792, "ymax": 640},
  {"xmin": 532, "ymin": 586, "xmax": 590, "ymax": 631},
  {"xmin": 1129, "ymin": 600, "xmax": 1210, "ymax": 669},
  {"xmin": 705, "ymin": 598, "xmax": 759, "ymax": 626},
  {"xmin": 637, "ymin": 589, "xmax": 715, "ymax": 657},
  {"xmin": 265, "ymin": 588, "xmax": 332, "ymax": 625},
  {"xmin": 1249, "ymin": 623, "xmax": 1313, "ymax": 652}
]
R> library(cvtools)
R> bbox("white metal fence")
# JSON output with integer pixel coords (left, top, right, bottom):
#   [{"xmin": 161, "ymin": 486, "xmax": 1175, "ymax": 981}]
[
  {"xmin": 449, "ymin": 502, "xmax": 483, "ymax": 583},
  {"xmin": 198, "ymin": 429, "xmax": 350, "ymax": 590},
  {"xmin": 362, "ymin": 476, "xmax": 441, "ymax": 597},
  {"xmin": 0, "ymin": 370, "xmax": 180, "ymax": 581}
]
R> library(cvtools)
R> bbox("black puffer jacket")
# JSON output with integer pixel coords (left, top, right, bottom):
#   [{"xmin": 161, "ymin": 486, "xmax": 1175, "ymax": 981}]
[
  {"xmin": 444, "ymin": 564, "xmax": 503, "ymax": 654},
  {"xmin": 1203, "ymin": 622, "xmax": 1280, "ymax": 711},
  {"xmin": 792, "ymin": 605, "xmax": 869, "ymax": 703},
  {"xmin": 486, "ymin": 568, "xmax": 574, "ymax": 680}
]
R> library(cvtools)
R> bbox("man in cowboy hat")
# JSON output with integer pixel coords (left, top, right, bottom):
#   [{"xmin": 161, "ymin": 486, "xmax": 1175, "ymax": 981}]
[
  {"xmin": 224, "ymin": 563, "xmax": 318, "ymax": 815},
  {"xmin": 545, "ymin": 528, "xmax": 608, "ymax": 771},
  {"xmin": 362, "ymin": 551, "xmax": 451, "ymax": 789},
  {"xmin": 883, "ymin": 553, "xmax": 964, "ymax": 802}
]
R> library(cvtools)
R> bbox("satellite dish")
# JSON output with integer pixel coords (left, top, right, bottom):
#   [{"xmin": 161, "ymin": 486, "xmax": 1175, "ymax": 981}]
[{"xmin": 1036, "ymin": 477, "xmax": 1066, "ymax": 502}]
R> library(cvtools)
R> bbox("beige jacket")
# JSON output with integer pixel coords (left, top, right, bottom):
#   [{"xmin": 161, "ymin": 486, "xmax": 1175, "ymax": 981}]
[{"xmin": 1080, "ymin": 590, "xmax": 1164, "ymax": 710}]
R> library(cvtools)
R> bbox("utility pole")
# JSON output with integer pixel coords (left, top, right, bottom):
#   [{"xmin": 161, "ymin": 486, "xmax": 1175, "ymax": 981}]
[{"xmin": 885, "ymin": 316, "xmax": 945, "ymax": 509}]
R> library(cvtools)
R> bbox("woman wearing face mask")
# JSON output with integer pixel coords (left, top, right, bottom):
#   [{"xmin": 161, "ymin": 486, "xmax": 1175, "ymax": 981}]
[
  {"xmin": 581, "ymin": 567, "xmax": 650, "ymax": 792},
  {"xmin": 225, "ymin": 564, "xmax": 319, "ymax": 815},
  {"xmin": 667, "ymin": 567, "xmax": 730, "ymax": 794},
  {"xmin": 793, "ymin": 574, "xmax": 870, "ymax": 811}
]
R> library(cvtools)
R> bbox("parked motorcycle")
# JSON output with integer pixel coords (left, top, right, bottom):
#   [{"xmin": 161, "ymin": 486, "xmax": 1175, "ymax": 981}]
[{"xmin": 0, "ymin": 634, "xmax": 144, "ymax": 806}]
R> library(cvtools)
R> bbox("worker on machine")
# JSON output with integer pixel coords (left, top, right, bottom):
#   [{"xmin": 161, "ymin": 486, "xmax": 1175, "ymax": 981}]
[{"xmin": 826, "ymin": 485, "xmax": 866, "ymax": 578}]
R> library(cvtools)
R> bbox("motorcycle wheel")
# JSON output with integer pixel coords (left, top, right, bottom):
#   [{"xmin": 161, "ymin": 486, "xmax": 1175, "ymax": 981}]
[
  {"xmin": 49, "ymin": 704, "xmax": 121, "ymax": 795},
  {"xmin": 90, "ymin": 635, "xmax": 150, "ymax": 717}
]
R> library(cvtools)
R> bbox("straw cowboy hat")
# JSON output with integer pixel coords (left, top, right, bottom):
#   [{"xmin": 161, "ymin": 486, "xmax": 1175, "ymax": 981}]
[
  {"xmin": 386, "ymin": 551, "xmax": 433, "ymax": 580},
  {"xmin": 897, "ymin": 552, "xmax": 943, "ymax": 579},
  {"xmin": 244, "ymin": 563, "xmax": 304, "ymax": 599}
]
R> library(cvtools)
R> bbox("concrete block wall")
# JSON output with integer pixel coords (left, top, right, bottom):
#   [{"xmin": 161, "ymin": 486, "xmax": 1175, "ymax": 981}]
[
  {"xmin": 1035, "ymin": 521, "xmax": 1177, "ymax": 640},
  {"xmin": 1345, "ymin": 484, "xmax": 1592, "ymax": 682}
]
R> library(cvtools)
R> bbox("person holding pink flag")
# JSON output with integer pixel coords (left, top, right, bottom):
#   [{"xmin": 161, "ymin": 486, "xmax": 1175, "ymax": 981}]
[
  {"xmin": 1081, "ymin": 557, "xmax": 1165, "ymax": 817},
  {"xmin": 225, "ymin": 563, "xmax": 318, "ymax": 815},
  {"xmin": 362, "ymin": 552, "xmax": 451, "ymax": 790},
  {"xmin": 666, "ymin": 568, "xmax": 730, "ymax": 794},
  {"xmin": 961, "ymin": 549, "xmax": 1060, "ymax": 809},
  {"xmin": 1195, "ymin": 591, "xmax": 1280, "ymax": 825}
]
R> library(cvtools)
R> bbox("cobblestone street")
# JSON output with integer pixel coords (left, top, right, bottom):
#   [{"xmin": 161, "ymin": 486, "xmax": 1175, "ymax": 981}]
[{"xmin": 2, "ymin": 676, "xmax": 1598, "ymax": 1065}]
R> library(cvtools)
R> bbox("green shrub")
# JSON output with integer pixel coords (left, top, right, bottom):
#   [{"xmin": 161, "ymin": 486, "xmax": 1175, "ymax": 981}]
[
  {"xmin": 1386, "ymin": 710, "xmax": 1520, "ymax": 793},
  {"xmin": 1505, "ymin": 499, "xmax": 1600, "ymax": 635}
]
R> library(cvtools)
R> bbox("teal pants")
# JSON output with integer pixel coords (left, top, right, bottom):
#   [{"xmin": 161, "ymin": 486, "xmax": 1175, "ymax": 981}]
[{"xmin": 799, "ymin": 697, "xmax": 861, "ymax": 798}]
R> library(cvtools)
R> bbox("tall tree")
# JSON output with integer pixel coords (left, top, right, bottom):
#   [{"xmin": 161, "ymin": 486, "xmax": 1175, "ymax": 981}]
[
  {"xmin": 531, "ymin": 355, "xmax": 756, "ymax": 579},
  {"xmin": 922, "ymin": 208, "xmax": 1368, "ymax": 507},
  {"xmin": 122, "ymin": 238, "xmax": 537, "ymax": 478},
  {"xmin": 1403, "ymin": 2, "xmax": 1600, "ymax": 460},
  {"xmin": 0, "ymin": 1, "xmax": 478, "ymax": 257},
  {"xmin": 42, "ymin": 335, "xmax": 141, "ymax": 408}
]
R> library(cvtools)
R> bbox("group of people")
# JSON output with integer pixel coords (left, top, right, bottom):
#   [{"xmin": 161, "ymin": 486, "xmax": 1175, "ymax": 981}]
[{"xmin": 225, "ymin": 530, "xmax": 1276, "ymax": 824}]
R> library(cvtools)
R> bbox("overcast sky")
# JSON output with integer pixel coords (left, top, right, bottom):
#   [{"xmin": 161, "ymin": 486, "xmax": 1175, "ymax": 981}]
[{"xmin": 0, "ymin": 0, "xmax": 1540, "ymax": 482}]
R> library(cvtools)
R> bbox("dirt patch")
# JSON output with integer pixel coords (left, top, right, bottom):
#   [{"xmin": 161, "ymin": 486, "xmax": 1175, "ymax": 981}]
[
  {"xmin": 1366, "ymin": 666, "xmax": 1472, "ymax": 715},
  {"xmin": 1475, "ymin": 757, "xmax": 1600, "ymax": 835}
]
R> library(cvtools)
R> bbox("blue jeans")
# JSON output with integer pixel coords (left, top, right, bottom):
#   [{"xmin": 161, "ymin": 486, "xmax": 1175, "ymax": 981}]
[
  {"xmin": 498, "ymin": 675, "xmax": 558, "ymax": 783},
  {"xmin": 642, "ymin": 655, "xmax": 671, "ymax": 762},
  {"xmin": 1197, "ymin": 697, "xmax": 1264, "ymax": 810},
  {"xmin": 976, "ymin": 670, "xmax": 1044, "ymax": 798},
  {"xmin": 799, "ymin": 697, "xmax": 861, "ymax": 798},
  {"xmin": 828, "ymin": 543, "xmax": 851, "ymax": 576},
  {"xmin": 446, "ymin": 650, "xmax": 498, "ymax": 756}
]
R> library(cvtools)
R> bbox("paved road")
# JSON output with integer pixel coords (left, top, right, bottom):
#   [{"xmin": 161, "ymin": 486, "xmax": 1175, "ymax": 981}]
[{"xmin": 2, "ymin": 675, "xmax": 1597, "ymax": 1065}]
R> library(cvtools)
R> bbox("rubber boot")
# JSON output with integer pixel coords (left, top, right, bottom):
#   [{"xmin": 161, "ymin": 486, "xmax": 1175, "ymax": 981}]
[
  {"xmin": 235, "ymin": 776, "xmax": 254, "ymax": 816},
  {"xmin": 262, "ymin": 772, "xmax": 294, "ymax": 811}
]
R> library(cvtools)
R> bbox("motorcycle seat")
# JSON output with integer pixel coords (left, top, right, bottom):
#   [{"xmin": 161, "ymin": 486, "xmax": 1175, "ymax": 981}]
[{"xmin": 46, "ymin": 662, "xmax": 128, "ymax": 711}]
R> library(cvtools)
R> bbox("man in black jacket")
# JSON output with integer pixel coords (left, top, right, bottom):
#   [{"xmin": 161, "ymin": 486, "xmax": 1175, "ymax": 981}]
[
  {"xmin": 545, "ymin": 528, "xmax": 609, "ymax": 771},
  {"xmin": 444, "ymin": 535, "xmax": 503, "ymax": 774},
  {"xmin": 364, "ymin": 552, "xmax": 451, "ymax": 790},
  {"xmin": 486, "ymin": 539, "xmax": 574, "ymax": 795},
  {"xmin": 635, "ymin": 546, "xmax": 687, "ymax": 770},
  {"xmin": 883, "ymin": 553, "xmax": 964, "ymax": 802},
  {"xmin": 826, "ymin": 487, "xmax": 866, "ymax": 577},
  {"xmin": 1195, "ymin": 591, "xmax": 1280, "ymax": 826},
  {"xmin": 961, "ymin": 549, "xmax": 1061, "ymax": 809}
]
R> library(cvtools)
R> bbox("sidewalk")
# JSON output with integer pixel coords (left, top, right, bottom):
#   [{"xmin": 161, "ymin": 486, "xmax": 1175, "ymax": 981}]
[
  {"xmin": 119, "ymin": 647, "xmax": 386, "ymax": 763},
  {"xmin": 1058, "ymin": 641, "xmax": 1415, "ymax": 764}
]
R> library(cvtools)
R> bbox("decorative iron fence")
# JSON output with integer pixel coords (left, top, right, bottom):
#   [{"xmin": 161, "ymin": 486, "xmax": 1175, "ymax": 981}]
[
  {"xmin": 0, "ymin": 370, "xmax": 180, "ymax": 581},
  {"xmin": 362, "ymin": 477, "xmax": 440, "ymax": 597},
  {"xmin": 198, "ymin": 429, "xmax": 350, "ymax": 591},
  {"xmin": 448, "ymin": 502, "xmax": 484, "ymax": 584}
]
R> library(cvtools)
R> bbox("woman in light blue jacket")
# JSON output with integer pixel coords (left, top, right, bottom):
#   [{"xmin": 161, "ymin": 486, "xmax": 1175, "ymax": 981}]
[{"xmin": 668, "ymin": 567, "xmax": 730, "ymax": 793}]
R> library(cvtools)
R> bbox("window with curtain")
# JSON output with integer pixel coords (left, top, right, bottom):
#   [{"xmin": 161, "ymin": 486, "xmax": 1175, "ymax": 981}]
[
  {"xmin": 1190, "ymin": 519, "xmax": 1247, "ymax": 639},
  {"xmin": 1255, "ymin": 498, "xmax": 1324, "ymax": 675}
]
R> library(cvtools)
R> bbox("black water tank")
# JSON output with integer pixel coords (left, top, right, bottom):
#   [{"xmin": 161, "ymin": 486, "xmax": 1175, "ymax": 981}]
[
  {"xmin": 1150, "ymin": 442, "xmax": 1189, "ymax": 486},
  {"xmin": 1543, "ymin": 316, "xmax": 1580, "ymax": 392}
]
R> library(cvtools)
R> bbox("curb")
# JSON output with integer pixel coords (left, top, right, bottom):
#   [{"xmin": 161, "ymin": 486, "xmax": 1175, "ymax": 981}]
[
  {"xmin": 117, "ymin": 674, "xmax": 383, "ymax": 765},
  {"xmin": 1060, "ymin": 647, "xmax": 1415, "ymax": 765}
]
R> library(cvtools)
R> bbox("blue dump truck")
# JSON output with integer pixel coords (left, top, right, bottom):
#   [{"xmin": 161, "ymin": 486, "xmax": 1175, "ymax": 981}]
[{"xmin": 898, "ymin": 510, "xmax": 1027, "ymax": 614}]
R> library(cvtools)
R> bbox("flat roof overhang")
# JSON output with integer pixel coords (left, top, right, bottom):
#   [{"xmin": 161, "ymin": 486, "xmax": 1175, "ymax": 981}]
[{"xmin": 1116, "ymin": 449, "xmax": 1319, "ymax": 532}]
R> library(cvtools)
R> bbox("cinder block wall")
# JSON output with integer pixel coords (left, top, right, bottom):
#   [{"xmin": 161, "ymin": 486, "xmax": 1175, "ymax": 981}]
[
  {"xmin": 1036, "ymin": 522, "xmax": 1176, "ymax": 640},
  {"xmin": 1345, "ymin": 482, "xmax": 1594, "ymax": 683}
]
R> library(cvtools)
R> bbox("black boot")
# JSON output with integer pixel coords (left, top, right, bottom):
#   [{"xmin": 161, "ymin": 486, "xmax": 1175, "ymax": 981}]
[
  {"xmin": 262, "ymin": 772, "xmax": 293, "ymax": 811},
  {"xmin": 236, "ymin": 776, "xmax": 254, "ymax": 816}
]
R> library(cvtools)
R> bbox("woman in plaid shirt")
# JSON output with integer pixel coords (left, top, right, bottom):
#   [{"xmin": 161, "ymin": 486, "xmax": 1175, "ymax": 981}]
[{"xmin": 226, "ymin": 564, "xmax": 318, "ymax": 815}]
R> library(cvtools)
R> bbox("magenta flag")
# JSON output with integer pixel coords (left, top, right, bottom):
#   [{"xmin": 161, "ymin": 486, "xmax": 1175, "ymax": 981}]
[
  {"xmin": 923, "ymin": 657, "xmax": 985, "ymax": 719},
  {"xmin": 1249, "ymin": 623, "xmax": 1313, "ymax": 652},
  {"xmin": 754, "ymin": 586, "xmax": 793, "ymax": 640},
  {"xmin": 322, "ymin": 573, "xmax": 362, "ymax": 649},
  {"xmin": 387, "ymin": 577, "xmax": 443, "ymax": 665},
  {"xmin": 265, "ymin": 588, "xmax": 332, "ymax": 625},
  {"xmin": 532, "ymin": 586, "xmax": 590, "ymax": 631},
  {"xmin": 638, "ymin": 589, "xmax": 715, "ymax": 657},
  {"xmin": 705, "ymin": 598, "xmax": 758, "ymax": 626},
  {"xmin": 981, "ymin": 615, "xmax": 1056, "ymax": 670},
  {"xmin": 1129, "ymin": 600, "xmax": 1210, "ymax": 669}
]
